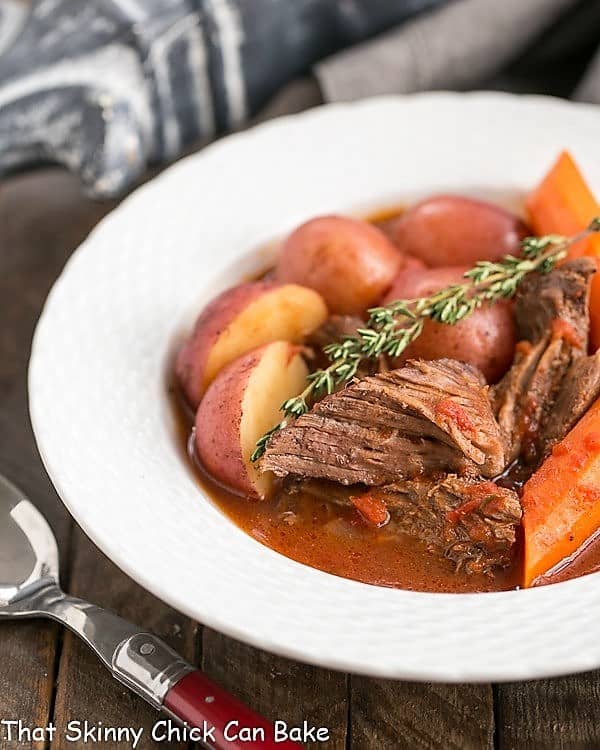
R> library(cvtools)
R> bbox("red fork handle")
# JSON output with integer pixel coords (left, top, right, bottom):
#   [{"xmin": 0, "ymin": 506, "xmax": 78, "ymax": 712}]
[{"xmin": 163, "ymin": 670, "xmax": 303, "ymax": 749}]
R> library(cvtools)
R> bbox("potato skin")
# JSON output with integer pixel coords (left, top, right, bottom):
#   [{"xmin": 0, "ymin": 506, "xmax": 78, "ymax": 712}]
[
  {"xmin": 177, "ymin": 281, "xmax": 273, "ymax": 407},
  {"xmin": 194, "ymin": 341, "xmax": 308, "ymax": 499},
  {"xmin": 384, "ymin": 266, "xmax": 516, "ymax": 383},
  {"xmin": 176, "ymin": 280, "xmax": 326, "ymax": 407},
  {"xmin": 391, "ymin": 195, "xmax": 529, "ymax": 267},
  {"xmin": 384, "ymin": 266, "xmax": 468, "ymax": 302},
  {"xmin": 402, "ymin": 255, "xmax": 428, "ymax": 274},
  {"xmin": 195, "ymin": 346, "xmax": 260, "ymax": 497},
  {"xmin": 276, "ymin": 215, "xmax": 404, "ymax": 314}
]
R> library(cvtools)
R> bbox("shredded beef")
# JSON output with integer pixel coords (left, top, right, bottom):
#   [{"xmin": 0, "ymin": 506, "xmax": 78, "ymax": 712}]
[
  {"xmin": 262, "ymin": 359, "xmax": 507, "ymax": 485},
  {"xmin": 287, "ymin": 476, "xmax": 521, "ymax": 574},
  {"xmin": 537, "ymin": 350, "xmax": 600, "ymax": 452},
  {"xmin": 381, "ymin": 477, "xmax": 521, "ymax": 574},
  {"xmin": 492, "ymin": 258, "xmax": 597, "ymax": 464}
]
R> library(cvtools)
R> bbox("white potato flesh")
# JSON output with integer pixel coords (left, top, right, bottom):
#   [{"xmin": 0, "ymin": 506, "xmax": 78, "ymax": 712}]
[{"xmin": 240, "ymin": 343, "xmax": 309, "ymax": 498}]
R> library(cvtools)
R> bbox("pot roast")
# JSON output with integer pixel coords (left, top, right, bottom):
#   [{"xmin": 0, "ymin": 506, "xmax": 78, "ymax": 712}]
[
  {"xmin": 262, "ymin": 260, "xmax": 600, "ymax": 574},
  {"xmin": 262, "ymin": 358, "xmax": 507, "ymax": 484}
]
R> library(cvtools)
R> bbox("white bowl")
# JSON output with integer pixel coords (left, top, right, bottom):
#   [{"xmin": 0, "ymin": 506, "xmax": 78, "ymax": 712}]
[{"xmin": 29, "ymin": 92, "xmax": 600, "ymax": 682}]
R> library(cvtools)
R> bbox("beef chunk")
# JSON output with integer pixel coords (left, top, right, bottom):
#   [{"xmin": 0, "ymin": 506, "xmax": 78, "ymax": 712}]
[
  {"xmin": 493, "ymin": 259, "xmax": 595, "ymax": 464},
  {"xmin": 537, "ymin": 350, "xmax": 600, "ymax": 452},
  {"xmin": 516, "ymin": 258, "xmax": 592, "ymax": 345},
  {"xmin": 381, "ymin": 477, "xmax": 522, "ymax": 574},
  {"xmin": 289, "ymin": 476, "xmax": 521, "ymax": 574},
  {"xmin": 262, "ymin": 359, "xmax": 508, "ymax": 485}
]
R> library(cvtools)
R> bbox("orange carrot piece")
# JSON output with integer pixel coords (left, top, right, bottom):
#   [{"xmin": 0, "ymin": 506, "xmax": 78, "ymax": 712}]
[
  {"xmin": 350, "ymin": 493, "xmax": 389, "ymax": 527},
  {"xmin": 522, "ymin": 398, "xmax": 600, "ymax": 587},
  {"xmin": 526, "ymin": 151, "xmax": 600, "ymax": 254},
  {"xmin": 526, "ymin": 151, "xmax": 600, "ymax": 349}
]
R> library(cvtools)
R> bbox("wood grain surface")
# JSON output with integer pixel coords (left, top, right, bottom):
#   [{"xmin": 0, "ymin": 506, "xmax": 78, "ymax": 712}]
[
  {"xmin": 350, "ymin": 678, "xmax": 494, "ymax": 750},
  {"xmin": 1, "ymin": 167, "xmax": 600, "ymax": 749}
]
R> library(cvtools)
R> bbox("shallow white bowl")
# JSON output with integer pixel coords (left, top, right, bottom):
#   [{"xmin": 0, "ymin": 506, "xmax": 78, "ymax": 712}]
[{"xmin": 29, "ymin": 92, "xmax": 600, "ymax": 682}]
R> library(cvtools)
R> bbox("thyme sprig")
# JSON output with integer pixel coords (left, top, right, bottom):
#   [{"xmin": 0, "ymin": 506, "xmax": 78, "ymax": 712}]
[{"xmin": 251, "ymin": 219, "xmax": 600, "ymax": 462}]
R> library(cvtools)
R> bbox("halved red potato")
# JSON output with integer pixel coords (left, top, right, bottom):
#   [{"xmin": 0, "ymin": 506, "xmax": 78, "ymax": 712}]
[
  {"xmin": 176, "ymin": 281, "xmax": 326, "ymax": 407},
  {"xmin": 195, "ymin": 341, "xmax": 308, "ymax": 498},
  {"xmin": 391, "ymin": 195, "xmax": 529, "ymax": 266},
  {"xmin": 275, "ymin": 215, "xmax": 404, "ymax": 314},
  {"xmin": 383, "ymin": 266, "xmax": 516, "ymax": 382}
]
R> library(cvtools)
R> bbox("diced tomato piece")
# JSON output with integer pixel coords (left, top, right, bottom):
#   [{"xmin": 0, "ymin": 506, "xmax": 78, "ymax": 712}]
[{"xmin": 350, "ymin": 493, "xmax": 389, "ymax": 527}]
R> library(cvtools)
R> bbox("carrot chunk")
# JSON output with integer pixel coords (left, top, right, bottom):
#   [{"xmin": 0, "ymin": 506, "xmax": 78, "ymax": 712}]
[
  {"xmin": 522, "ymin": 398, "xmax": 600, "ymax": 587},
  {"xmin": 526, "ymin": 151, "xmax": 600, "ymax": 350},
  {"xmin": 526, "ymin": 151, "xmax": 600, "ymax": 255},
  {"xmin": 350, "ymin": 493, "xmax": 389, "ymax": 527}
]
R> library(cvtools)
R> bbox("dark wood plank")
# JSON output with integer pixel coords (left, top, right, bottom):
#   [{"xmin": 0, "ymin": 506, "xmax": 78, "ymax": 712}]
[
  {"xmin": 202, "ymin": 629, "xmax": 347, "ymax": 749},
  {"xmin": 0, "ymin": 168, "xmax": 113, "ymax": 531},
  {"xmin": 497, "ymin": 672, "xmax": 600, "ymax": 749},
  {"xmin": 51, "ymin": 527, "xmax": 198, "ymax": 750},
  {"xmin": 0, "ymin": 169, "xmax": 116, "ymax": 750},
  {"xmin": 0, "ymin": 623, "xmax": 59, "ymax": 750},
  {"xmin": 350, "ymin": 677, "xmax": 494, "ymax": 750}
]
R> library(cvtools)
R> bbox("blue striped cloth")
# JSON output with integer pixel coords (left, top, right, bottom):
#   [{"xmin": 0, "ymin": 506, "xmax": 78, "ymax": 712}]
[{"xmin": 0, "ymin": 0, "xmax": 598, "ymax": 197}]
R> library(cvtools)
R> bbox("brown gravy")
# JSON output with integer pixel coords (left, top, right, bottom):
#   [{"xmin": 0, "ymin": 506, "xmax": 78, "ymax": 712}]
[{"xmin": 172, "ymin": 389, "xmax": 600, "ymax": 593}]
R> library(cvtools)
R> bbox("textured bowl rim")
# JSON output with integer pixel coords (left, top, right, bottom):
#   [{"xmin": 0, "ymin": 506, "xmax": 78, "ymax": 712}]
[{"xmin": 29, "ymin": 92, "xmax": 600, "ymax": 682}]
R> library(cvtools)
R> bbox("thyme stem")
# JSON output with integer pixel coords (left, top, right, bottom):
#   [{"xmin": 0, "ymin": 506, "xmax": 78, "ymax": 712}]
[{"xmin": 251, "ymin": 220, "xmax": 600, "ymax": 462}]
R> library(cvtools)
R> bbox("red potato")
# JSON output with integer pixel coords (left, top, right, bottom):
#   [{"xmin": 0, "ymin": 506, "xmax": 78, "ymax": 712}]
[
  {"xmin": 275, "ymin": 215, "xmax": 404, "ymax": 315},
  {"xmin": 384, "ymin": 265, "xmax": 468, "ymax": 301},
  {"xmin": 383, "ymin": 266, "xmax": 516, "ymax": 382},
  {"xmin": 195, "ymin": 341, "xmax": 309, "ymax": 499},
  {"xmin": 176, "ymin": 280, "xmax": 327, "ymax": 407},
  {"xmin": 391, "ymin": 195, "xmax": 529, "ymax": 267},
  {"xmin": 402, "ymin": 255, "xmax": 428, "ymax": 274}
]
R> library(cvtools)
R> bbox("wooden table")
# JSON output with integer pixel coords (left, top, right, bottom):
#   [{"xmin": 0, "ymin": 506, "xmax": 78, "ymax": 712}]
[{"xmin": 1, "ymin": 167, "xmax": 600, "ymax": 750}]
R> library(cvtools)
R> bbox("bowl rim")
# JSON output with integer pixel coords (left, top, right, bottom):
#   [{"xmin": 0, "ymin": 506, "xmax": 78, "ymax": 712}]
[{"xmin": 29, "ymin": 91, "xmax": 600, "ymax": 682}]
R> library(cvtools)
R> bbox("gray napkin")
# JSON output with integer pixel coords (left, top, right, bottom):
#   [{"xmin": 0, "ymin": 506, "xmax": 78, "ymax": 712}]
[{"xmin": 314, "ymin": 0, "xmax": 600, "ymax": 104}]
